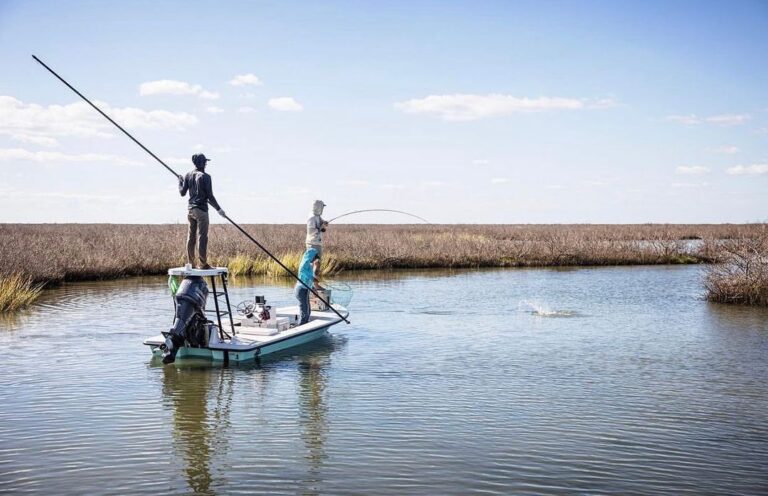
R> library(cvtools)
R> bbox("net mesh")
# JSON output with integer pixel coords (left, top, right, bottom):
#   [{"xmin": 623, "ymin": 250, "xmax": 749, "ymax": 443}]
[{"xmin": 324, "ymin": 281, "xmax": 353, "ymax": 307}]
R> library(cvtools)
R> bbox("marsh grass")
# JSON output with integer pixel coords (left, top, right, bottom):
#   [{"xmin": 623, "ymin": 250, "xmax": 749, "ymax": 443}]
[
  {"xmin": 1, "ymin": 223, "xmax": 766, "ymax": 306},
  {"xmin": 0, "ymin": 273, "xmax": 43, "ymax": 312},
  {"xmin": 227, "ymin": 252, "xmax": 342, "ymax": 278}
]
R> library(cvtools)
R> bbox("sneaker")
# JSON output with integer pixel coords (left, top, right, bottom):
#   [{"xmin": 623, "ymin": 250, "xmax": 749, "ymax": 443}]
[{"xmin": 199, "ymin": 263, "xmax": 213, "ymax": 270}]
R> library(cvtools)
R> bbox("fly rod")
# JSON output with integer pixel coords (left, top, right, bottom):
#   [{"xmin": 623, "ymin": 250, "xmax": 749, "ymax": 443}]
[
  {"xmin": 328, "ymin": 209, "xmax": 431, "ymax": 224},
  {"xmin": 32, "ymin": 54, "xmax": 349, "ymax": 324}
]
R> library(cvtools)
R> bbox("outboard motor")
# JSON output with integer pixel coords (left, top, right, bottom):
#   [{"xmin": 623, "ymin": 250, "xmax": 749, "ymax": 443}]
[{"xmin": 162, "ymin": 276, "xmax": 209, "ymax": 364}]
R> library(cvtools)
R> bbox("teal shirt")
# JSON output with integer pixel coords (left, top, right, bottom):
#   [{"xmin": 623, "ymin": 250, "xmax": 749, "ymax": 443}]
[{"xmin": 297, "ymin": 247, "xmax": 318, "ymax": 288}]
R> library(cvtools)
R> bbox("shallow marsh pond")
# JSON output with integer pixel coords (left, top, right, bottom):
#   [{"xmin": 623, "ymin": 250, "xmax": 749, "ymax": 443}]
[{"xmin": 1, "ymin": 265, "xmax": 767, "ymax": 495}]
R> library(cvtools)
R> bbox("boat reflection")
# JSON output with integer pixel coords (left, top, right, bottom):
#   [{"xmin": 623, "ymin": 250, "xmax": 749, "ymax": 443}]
[
  {"xmin": 297, "ymin": 350, "xmax": 331, "ymax": 493},
  {"xmin": 157, "ymin": 334, "xmax": 345, "ymax": 495},
  {"xmin": 161, "ymin": 363, "xmax": 234, "ymax": 495}
]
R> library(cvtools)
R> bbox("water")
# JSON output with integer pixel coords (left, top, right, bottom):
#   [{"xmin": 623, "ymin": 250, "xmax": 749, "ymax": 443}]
[{"xmin": 1, "ymin": 266, "xmax": 767, "ymax": 495}]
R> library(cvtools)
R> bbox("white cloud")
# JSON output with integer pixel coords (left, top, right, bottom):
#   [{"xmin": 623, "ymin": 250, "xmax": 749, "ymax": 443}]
[
  {"xmin": 10, "ymin": 133, "xmax": 59, "ymax": 147},
  {"xmin": 340, "ymin": 179, "xmax": 371, "ymax": 187},
  {"xmin": 708, "ymin": 145, "xmax": 739, "ymax": 154},
  {"xmin": 163, "ymin": 157, "xmax": 191, "ymax": 166},
  {"xmin": 394, "ymin": 94, "xmax": 611, "ymax": 121},
  {"xmin": 472, "ymin": 159, "xmax": 490, "ymax": 165},
  {"xmin": 205, "ymin": 106, "xmax": 224, "ymax": 114},
  {"xmin": 665, "ymin": 114, "xmax": 700, "ymax": 125},
  {"xmin": 0, "ymin": 147, "xmax": 144, "ymax": 167},
  {"xmin": 491, "ymin": 178, "xmax": 510, "ymax": 184},
  {"xmin": 139, "ymin": 80, "xmax": 220, "ymax": 100},
  {"xmin": 109, "ymin": 105, "xmax": 198, "ymax": 130},
  {"xmin": 666, "ymin": 113, "xmax": 750, "ymax": 126},
  {"xmin": 380, "ymin": 184, "xmax": 407, "ymax": 190},
  {"xmin": 675, "ymin": 165, "xmax": 710, "ymax": 175},
  {"xmin": 672, "ymin": 182, "xmax": 709, "ymax": 189},
  {"xmin": 422, "ymin": 180, "xmax": 446, "ymax": 187},
  {"xmin": 705, "ymin": 114, "xmax": 750, "ymax": 126},
  {"xmin": 546, "ymin": 184, "xmax": 565, "ymax": 190},
  {"xmin": 229, "ymin": 74, "xmax": 262, "ymax": 87},
  {"xmin": 237, "ymin": 106, "xmax": 256, "ymax": 113},
  {"xmin": 212, "ymin": 146, "xmax": 235, "ymax": 153},
  {"xmin": 0, "ymin": 96, "xmax": 198, "ymax": 145},
  {"xmin": 580, "ymin": 178, "xmax": 621, "ymax": 188},
  {"xmin": 726, "ymin": 164, "xmax": 768, "ymax": 175},
  {"xmin": 268, "ymin": 97, "xmax": 304, "ymax": 112}
]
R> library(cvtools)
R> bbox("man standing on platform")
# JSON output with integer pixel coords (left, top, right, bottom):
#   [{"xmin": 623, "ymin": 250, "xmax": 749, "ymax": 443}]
[{"xmin": 179, "ymin": 153, "xmax": 225, "ymax": 269}]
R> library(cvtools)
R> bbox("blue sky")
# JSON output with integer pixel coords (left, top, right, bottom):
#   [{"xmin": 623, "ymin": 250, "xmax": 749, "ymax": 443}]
[{"xmin": 0, "ymin": 0, "xmax": 766, "ymax": 223}]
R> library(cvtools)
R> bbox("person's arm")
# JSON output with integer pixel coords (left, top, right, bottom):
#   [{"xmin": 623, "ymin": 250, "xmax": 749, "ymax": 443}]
[
  {"xmin": 204, "ymin": 174, "xmax": 224, "ymax": 215},
  {"xmin": 178, "ymin": 174, "xmax": 188, "ymax": 196}
]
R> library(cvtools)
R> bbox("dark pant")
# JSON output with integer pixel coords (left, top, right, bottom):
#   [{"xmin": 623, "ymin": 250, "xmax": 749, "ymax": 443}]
[
  {"xmin": 294, "ymin": 284, "xmax": 310, "ymax": 325},
  {"xmin": 187, "ymin": 207, "xmax": 209, "ymax": 266}
]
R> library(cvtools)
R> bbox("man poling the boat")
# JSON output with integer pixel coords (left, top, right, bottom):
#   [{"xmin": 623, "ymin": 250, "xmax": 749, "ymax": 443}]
[
  {"xmin": 179, "ymin": 153, "xmax": 226, "ymax": 270},
  {"xmin": 295, "ymin": 247, "xmax": 321, "ymax": 325},
  {"xmin": 32, "ymin": 54, "xmax": 350, "ymax": 327},
  {"xmin": 306, "ymin": 200, "xmax": 329, "ymax": 257}
]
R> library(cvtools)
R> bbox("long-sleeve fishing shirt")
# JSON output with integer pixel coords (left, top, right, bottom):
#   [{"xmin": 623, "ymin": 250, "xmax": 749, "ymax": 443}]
[
  {"xmin": 179, "ymin": 169, "xmax": 221, "ymax": 212},
  {"xmin": 305, "ymin": 215, "xmax": 326, "ymax": 246}
]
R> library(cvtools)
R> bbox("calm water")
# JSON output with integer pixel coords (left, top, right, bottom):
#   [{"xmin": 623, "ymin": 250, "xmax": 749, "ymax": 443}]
[{"xmin": 1, "ymin": 266, "xmax": 767, "ymax": 495}]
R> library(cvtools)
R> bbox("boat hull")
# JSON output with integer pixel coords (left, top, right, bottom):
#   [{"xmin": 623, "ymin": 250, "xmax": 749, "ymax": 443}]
[
  {"xmin": 148, "ymin": 326, "xmax": 330, "ymax": 362},
  {"xmin": 145, "ymin": 304, "xmax": 347, "ymax": 363}
]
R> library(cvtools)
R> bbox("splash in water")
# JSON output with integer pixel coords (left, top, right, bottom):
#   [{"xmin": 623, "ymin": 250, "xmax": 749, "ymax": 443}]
[{"xmin": 518, "ymin": 299, "xmax": 576, "ymax": 317}]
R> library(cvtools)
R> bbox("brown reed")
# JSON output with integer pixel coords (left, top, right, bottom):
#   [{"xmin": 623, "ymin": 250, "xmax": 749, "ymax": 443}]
[
  {"xmin": 0, "ymin": 223, "xmax": 764, "ymax": 288},
  {"xmin": 704, "ymin": 226, "xmax": 768, "ymax": 306}
]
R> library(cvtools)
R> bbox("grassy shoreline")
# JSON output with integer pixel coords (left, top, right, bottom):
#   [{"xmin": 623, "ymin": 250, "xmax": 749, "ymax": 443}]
[{"xmin": 1, "ymin": 223, "xmax": 766, "ymax": 309}]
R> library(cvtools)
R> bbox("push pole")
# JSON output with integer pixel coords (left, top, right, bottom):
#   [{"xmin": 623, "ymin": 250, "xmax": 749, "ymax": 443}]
[{"xmin": 32, "ymin": 54, "xmax": 349, "ymax": 324}]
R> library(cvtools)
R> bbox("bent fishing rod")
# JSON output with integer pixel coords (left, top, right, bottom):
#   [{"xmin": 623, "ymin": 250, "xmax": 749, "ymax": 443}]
[
  {"xmin": 328, "ymin": 209, "xmax": 431, "ymax": 224},
  {"xmin": 32, "ymin": 54, "xmax": 350, "ymax": 325}
]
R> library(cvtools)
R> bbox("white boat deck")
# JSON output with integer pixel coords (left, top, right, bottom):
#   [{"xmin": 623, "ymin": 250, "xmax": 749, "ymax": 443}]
[{"xmin": 143, "ymin": 305, "xmax": 348, "ymax": 352}]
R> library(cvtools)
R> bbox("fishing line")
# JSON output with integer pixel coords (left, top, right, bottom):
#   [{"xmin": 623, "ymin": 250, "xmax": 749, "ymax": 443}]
[
  {"xmin": 32, "ymin": 54, "xmax": 349, "ymax": 324},
  {"xmin": 328, "ymin": 209, "xmax": 431, "ymax": 224}
]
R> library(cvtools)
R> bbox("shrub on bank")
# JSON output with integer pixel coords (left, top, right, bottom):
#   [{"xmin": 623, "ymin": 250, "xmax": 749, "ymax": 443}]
[{"xmin": 705, "ymin": 230, "xmax": 768, "ymax": 306}]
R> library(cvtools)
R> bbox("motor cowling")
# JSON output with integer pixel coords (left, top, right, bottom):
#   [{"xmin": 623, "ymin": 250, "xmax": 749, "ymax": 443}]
[
  {"xmin": 162, "ymin": 276, "xmax": 210, "ymax": 363},
  {"xmin": 176, "ymin": 276, "xmax": 208, "ymax": 310}
]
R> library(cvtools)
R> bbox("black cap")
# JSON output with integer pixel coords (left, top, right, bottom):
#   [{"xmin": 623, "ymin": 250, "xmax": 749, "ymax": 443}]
[{"xmin": 192, "ymin": 153, "xmax": 211, "ymax": 168}]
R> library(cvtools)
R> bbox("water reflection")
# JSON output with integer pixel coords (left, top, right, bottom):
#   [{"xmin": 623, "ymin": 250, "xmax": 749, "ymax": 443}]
[
  {"xmin": 157, "ymin": 335, "xmax": 345, "ymax": 495},
  {"xmin": 297, "ymin": 351, "xmax": 331, "ymax": 494},
  {"xmin": 161, "ymin": 364, "xmax": 234, "ymax": 495}
]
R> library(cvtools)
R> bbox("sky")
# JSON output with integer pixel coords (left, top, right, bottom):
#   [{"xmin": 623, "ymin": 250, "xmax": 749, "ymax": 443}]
[{"xmin": 0, "ymin": 0, "xmax": 766, "ymax": 224}]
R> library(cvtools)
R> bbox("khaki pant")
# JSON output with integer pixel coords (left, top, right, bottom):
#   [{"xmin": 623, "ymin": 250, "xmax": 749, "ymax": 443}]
[
  {"xmin": 305, "ymin": 243, "xmax": 323, "ymax": 259},
  {"xmin": 187, "ymin": 208, "xmax": 210, "ymax": 266}
]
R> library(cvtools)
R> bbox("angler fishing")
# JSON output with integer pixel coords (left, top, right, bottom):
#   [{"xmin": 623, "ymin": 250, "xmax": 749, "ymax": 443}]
[{"xmin": 32, "ymin": 55, "xmax": 357, "ymax": 365}]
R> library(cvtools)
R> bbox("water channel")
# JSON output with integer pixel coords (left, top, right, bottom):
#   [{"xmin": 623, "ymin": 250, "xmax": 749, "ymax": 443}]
[{"xmin": 1, "ymin": 266, "xmax": 767, "ymax": 494}]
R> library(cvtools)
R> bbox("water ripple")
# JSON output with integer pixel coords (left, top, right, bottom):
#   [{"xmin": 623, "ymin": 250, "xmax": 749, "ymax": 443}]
[{"xmin": 1, "ymin": 267, "xmax": 768, "ymax": 494}]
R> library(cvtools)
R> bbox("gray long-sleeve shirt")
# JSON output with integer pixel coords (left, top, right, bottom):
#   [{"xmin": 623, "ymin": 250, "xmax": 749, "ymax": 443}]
[{"xmin": 179, "ymin": 170, "xmax": 221, "ymax": 212}]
